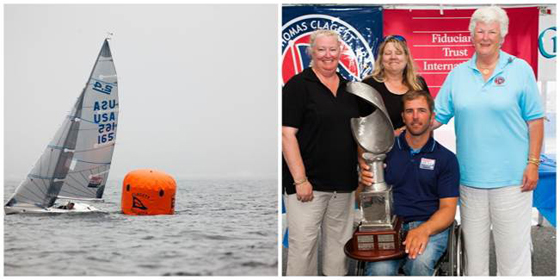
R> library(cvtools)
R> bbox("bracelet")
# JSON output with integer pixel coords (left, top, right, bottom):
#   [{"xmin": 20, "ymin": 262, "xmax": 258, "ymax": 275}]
[
  {"xmin": 293, "ymin": 177, "xmax": 308, "ymax": 186},
  {"xmin": 528, "ymin": 158, "xmax": 540, "ymax": 167},
  {"xmin": 528, "ymin": 157, "xmax": 540, "ymax": 162}
]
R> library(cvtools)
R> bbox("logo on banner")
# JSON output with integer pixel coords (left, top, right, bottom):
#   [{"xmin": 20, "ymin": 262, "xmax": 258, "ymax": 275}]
[
  {"xmin": 281, "ymin": 14, "xmax": 375, "ymax": 84},
  {"xmin": 539, "ymin": 26, "xmax": 556, "ymax": 59}
]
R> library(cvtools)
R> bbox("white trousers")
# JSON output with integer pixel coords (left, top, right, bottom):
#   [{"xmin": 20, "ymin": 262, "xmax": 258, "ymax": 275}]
[
  {"xmin": 460, "ymin": 185, "xmax": 533, "ymax": 276},
  {"xmin": 285, "ymin": 191, "xmax": 355, "ymax": 276}
]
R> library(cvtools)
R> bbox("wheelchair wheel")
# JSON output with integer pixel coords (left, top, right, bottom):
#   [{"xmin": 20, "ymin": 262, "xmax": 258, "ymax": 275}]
[
  {"xmin": 447, "ymin": 220, "xmax": 458, "ymax": 276},
  {"xmin": 456, "ymin": 224, "xmax": 467, "ymax": 276},
  {"xmin": 433, "ymin": 220, "xmax": 458, "ymax": 276},
  {"xmin": 355, "ymin": 260, "xmax": 365, "ymax": 276}
]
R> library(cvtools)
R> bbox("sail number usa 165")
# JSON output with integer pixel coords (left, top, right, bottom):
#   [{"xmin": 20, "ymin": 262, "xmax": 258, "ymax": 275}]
[{"xmin": 94, "ymin": 99, "xmax": 117, "ymax": 144}]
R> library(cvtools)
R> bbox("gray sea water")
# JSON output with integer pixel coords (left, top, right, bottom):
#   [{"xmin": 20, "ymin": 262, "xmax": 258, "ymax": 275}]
[{"xmin": 4, "ymin": 179, "xmax": 278, "ymax": 276}]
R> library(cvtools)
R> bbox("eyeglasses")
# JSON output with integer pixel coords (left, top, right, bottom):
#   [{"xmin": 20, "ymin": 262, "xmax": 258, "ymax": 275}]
[{"xmin": 383, "ymin": 35, "xmax": 407, "ymax": 42}]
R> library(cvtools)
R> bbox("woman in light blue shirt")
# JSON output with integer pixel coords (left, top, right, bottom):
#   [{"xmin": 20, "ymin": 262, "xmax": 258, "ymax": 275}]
[{"xmin": 433, "ymin": 6, "xmax": 544, "ymax": 276}]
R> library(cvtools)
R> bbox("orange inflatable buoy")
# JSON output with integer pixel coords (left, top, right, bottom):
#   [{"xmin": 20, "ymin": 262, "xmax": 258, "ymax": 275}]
[{"xmin": 121, "ymin": 169, "xmax": 176, "ymax": 215}]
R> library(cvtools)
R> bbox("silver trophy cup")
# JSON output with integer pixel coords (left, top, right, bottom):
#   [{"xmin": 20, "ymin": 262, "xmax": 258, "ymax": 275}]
[{"xmin": 347, "ymin": 82, "xmax": 396, "ymax": 232}]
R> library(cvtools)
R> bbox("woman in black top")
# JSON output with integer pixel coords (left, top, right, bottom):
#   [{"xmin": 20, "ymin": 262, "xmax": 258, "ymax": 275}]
[
  {"xmin": 362, "ymin": 35, "xmax": 429, "ymax": 135},
  {"xmin": 282, "ymin": 29, "xmax": 362, "ymax": 276}
]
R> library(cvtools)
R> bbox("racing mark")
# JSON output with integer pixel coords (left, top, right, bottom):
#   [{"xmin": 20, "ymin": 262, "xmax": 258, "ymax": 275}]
[{"xmin": 132, "ymin": 196, "xmax": 148, "ymax": 210}]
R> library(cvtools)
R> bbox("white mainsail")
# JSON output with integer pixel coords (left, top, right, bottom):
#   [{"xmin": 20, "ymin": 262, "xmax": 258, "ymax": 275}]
[{"xmin": 5, "ymin": 39, "xmax": 118, "ymax": 212}]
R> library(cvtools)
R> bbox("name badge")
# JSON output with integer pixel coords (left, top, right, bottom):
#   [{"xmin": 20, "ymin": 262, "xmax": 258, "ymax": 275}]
[{"xmin": 420, "ymin": 158, "xmax": 435, "ymax": 170}]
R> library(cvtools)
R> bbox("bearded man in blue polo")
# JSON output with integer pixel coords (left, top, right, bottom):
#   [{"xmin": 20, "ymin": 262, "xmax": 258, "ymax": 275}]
[{"xmin": 359, "ymin": 90, "xmax": 460, "ymax": 276}]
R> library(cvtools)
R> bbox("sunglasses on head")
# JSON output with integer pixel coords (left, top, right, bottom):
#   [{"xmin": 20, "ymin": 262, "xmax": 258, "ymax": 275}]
[{"xmin": 383, "ymin": 35, "xmax": 407, "ymax": 42}]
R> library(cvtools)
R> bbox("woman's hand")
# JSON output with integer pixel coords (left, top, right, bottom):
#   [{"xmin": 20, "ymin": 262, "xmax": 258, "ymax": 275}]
[
  {"xmin": 296, "ymin": 181, "xmax": 314, "ymax": 202},
  {"xmin": 283, "ymin": 126, "xmax": 313, "ymax": 200},
  {"xmin": 430, "ymin": 119, "xmax": 443, "ymax": 131},
  {"xmin": 394, "ymin": 127, "xmax": 406, "ymax": 136},
  {"xmin": 522, "ymin": 118, "xmax": 544, "ymax": 192},
  {"xmin": 521, "ymin": 163, "xmax": 539, "ymax": 192}
]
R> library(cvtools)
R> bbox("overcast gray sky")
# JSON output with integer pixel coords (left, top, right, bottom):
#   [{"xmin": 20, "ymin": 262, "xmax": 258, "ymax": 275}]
[{"xmin": 4, "ymin": 4, "xmax": 278, "ymax": 181}]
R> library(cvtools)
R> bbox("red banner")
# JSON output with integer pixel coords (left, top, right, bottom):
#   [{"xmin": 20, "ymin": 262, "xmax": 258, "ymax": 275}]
[{"xmin": 383, "ymin": 7, "xmax": 539, "ymax": 96}]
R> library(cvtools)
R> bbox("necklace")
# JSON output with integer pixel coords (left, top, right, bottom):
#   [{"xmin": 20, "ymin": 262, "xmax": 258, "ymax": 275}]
[
  {"xmin": 477, "ymin": 60, "xmax": 498, "ymax": 76},
  {"xmin": 385, "ymin": 79, "xmax": 407, "ymax": 95}
]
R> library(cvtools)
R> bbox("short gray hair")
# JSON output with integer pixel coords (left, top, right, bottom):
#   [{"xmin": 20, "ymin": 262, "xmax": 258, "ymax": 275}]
[{"xmin": 469, "ymin": 6, "xmax": 509, "ymax": 44}]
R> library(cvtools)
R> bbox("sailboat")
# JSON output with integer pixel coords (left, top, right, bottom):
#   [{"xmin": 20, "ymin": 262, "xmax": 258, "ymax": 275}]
[{"xmin": 5, "ymin": 39, "xmax": 119, "ymax": 214}]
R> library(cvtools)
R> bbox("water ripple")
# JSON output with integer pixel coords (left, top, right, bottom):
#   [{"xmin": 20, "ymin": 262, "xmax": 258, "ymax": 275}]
[{"xmin": 4, "ymin": 179, "xmax": 278, "ymax": 276}]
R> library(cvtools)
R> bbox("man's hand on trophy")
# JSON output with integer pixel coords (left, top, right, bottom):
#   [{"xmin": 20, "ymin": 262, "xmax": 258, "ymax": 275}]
[
  {"xmin": 359, "ymin": 162, "xmax": 373, "ymax": 186},
  {"xmin": 403, "ymin": 226, "xmax": 430, "ymax": 260},
  {"xmin": 296, "ymin": 181, "xmax": 314, "ymax": 202},
  {"xmin": 359, "ymin": 161, "xmax": 386, "ymax": 186}
]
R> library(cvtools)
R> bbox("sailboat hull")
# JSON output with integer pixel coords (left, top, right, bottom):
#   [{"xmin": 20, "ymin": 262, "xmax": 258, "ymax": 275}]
[{"xmin": 5, "ymin": 202, "xmax": 106, "ymax": 215}]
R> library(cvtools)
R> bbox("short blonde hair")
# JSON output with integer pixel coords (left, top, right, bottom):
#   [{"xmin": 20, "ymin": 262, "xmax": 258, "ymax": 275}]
[{"xmin": 306, "ymin": 29, "xmax": 341, "ymax": 66}]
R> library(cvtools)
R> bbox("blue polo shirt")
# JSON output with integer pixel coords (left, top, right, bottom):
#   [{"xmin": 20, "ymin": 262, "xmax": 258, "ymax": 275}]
[
  {"xmin": 385, "ymin": 133, "xmax": 460, "ymax": 223},
  {"xmin": 435, "ymin": 51, "xmax": 544, "ymax": 188}
]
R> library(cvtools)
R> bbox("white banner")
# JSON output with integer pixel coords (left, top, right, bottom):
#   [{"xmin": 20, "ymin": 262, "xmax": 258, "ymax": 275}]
[{"xmin": 538, "ymin": 6, "xmax": 556, "ymax": 81}]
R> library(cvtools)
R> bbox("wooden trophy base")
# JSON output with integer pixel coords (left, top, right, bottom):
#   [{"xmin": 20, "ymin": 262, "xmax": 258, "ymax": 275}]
[{"xmin": 344, "ymin": 216, "xmax": 406, "ymax": 262}]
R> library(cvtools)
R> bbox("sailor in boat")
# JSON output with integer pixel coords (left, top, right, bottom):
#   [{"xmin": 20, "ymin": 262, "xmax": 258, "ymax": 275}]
[{"xmin": 57, "ymin": 202, "xmax": 75, "ymax": 210}]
